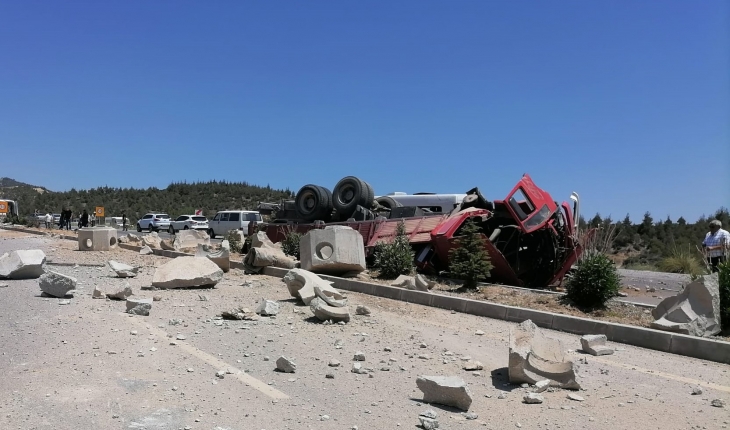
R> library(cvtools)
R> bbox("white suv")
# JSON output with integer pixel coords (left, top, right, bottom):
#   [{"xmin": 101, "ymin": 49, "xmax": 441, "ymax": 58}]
[
  {"xmin": 137, "ymin": 213, "xmax": 171, "ymax": 232},
  {"xmin": 207, "ymin": 210, "xmax": 262, "ymax": 238}
]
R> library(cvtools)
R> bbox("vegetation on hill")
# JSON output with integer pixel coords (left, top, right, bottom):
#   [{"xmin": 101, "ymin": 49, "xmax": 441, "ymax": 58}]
[{"xmin": 1, "ymin": 178, "xmax": 293, "ymax": 224}]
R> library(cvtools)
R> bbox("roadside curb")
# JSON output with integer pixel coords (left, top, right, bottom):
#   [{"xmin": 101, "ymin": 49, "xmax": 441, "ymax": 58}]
[
  {"xmin": 3, "ymin": 225, "xmax": 728, "ymax": 364},
  {"xmin": 259, "ymin": 266, "xmax": 730, "ymax": 364}
]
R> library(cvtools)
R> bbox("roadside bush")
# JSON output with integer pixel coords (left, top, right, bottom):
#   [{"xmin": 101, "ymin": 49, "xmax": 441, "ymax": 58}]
[
  {"xmin": 565, "ymin": 252, "xmax": 621, "ymax": 309},
  {"xmin": 448, "ymin": 218, "xmax": 493, "ymax": 289},
  {"xmin": 658, "ymin": 246, "xmax": 704, "ymax": 277},
  {"xmin": 224, "ymin": 230, "xmax": 243, "ymax": 253},
  {"xmin": 281, "ymin": 232, "xmax": 302, "ymax": 260},
  {"xmin": 373, "ymin": 221, "xmax": 414, "ymax": 279},
  {"xmin": 719, "ymin": 262, "xmax": 730, "ymax": 331}
]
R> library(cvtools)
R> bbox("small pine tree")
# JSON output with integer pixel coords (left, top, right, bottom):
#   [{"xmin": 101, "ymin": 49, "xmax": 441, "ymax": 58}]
[
  {"xmin": 448, "ymin": 219, "xmax": 493, "ymax": 289},
  {"xmin": 281, "ymin": 232, "xmax": 302, "ymax": 260},
  {"xmin": 565, "ymin": 252, "xmax": 621, "ymax": 309},
  {"xmin": 374, "ymin": 221, "xmax": 414, "ymax": 279},
  {"xmin": 718, "ymin": 262, "xmax": 730, "ymax": 331},
  {"xmin": 224, "ymin": 230, "xmax": 243, "ymax": 253}
]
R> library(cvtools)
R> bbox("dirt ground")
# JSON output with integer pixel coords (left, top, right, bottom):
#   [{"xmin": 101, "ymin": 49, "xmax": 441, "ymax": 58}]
[{"xmin": 1, "ymin": 230, "xmax": 729, "ymax": 430}]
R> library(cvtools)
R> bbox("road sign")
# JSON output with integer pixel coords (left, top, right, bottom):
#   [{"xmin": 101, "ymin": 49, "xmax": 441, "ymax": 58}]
[
  {"xmin": 0, "ymin": 201, "xmax": 7, "ymax": 214},
  {"xmin": 95, "ymin": 207, "xmax": 104, "ymax": 217},
  {"xmin": 195, "ymin": 209, "xmax": 202, "ymax": 215}
]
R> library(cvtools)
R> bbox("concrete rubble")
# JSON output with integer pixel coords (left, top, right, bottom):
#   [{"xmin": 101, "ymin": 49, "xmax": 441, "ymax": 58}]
[
  {"xmin": 523, "ymin": 393, "xmax": 544, "ymax": 404},
  {"xmin": 416, "ymin": 375, "xmax": 473, "ymax": 411},
  {"xmin": 107, "ymin": 260, "xmax": 138, "ymax": 278},
  {"xmin": 283, "ymin": 268, "xmax": 345, "ymax": 305},
  {"xmin": 418, "ymin": 409, "xmax": 440, "ymax": 429},
  {"xmin": 38, "ymin": 271, "xmax": 76, "ymax": 298},
  {"xmin": 174, "ymin": 229, "xmax": 211, "ymax": 251},
  {"xmin": 160, "ymin": 239, "xmax": 175, "ymax": 251},
  {"xmin": 126, "ymin": 297, "xmax": 153, "ymax": 316},
  {"xmin": 139, "ymin": 246, "xmax": 153, "ymax": 255},
  {"xmin": 309, "ymin": 297, "xmax": 351, "ymax": 323},
  {"xmin": 243, "ymin": 233, "xmax": 297, "ymax": 272},
  {"xmin": 78, "ymin": 227, "xmax": 118, "ymax": 251},
  {"xmin": 391, "ymin": 275, "xmax": 417, "ymax": 290},
  {"xmin": 220, "ymin": 307, "xmax": 258, "ymax": 321},
  {"xmin": 195, "ymin": 241, "xmax": 230, "ymax": 273},
  {"xmin": 580, "ymin": 334, "xmax": 614, "ymax": 356},
  {"xmin": 508, "ymin": 319, "xmax": 582, "ymax": 390},
  {"xmin": 141, "ymin": 232, "xmax": 162, "ymax": 249},
  {"xmin": 105, "ymin": 283, "xmax": 133, "ymax": 300},
  {"xmin": 256, "ymin": 299, "xmax": 280, "ymax": 316},
  {"xmin": 0, "ymin": 250, "xmax": 46, "ymax": 279},
  {"xmin": 275, "ymin": 356, "xmax": 297, "ymax": 373},
  {"xmin": 151, "ymin": 256, "xmax": 223, "ymax": 289},
  {"xmin": 300, "ymin": 226, "xmax": 366, "ymax": 275},
  {"xmin": 355, "ymin": 305, "xmax": 371, "ymax": 315},
  {"xmin": 651, "ymin": 273, "xmax": 721, "ymax": 337}
]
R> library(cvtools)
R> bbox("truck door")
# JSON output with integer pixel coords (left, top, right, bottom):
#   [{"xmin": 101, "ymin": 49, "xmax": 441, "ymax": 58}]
[{"xmin": 503, "ymin": 174, "xmax": 558, "ymax": 234}]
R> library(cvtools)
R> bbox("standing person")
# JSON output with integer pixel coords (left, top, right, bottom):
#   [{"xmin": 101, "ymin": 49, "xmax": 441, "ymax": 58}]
[
  {"xmin": 65, "ymin": 209, "xmax": 72, "ymax": 230},
  {"xmin": 122, "ymin": 212, "xmax": 128, "ymax": 231},
  {"xmin": 80, "ymin": 210, "xmax": 89, "ymax": 229},
  {"xmin": 702, "ymin": 220, "xmax": 730, "ymax": 273},
  {"xmin": 44, "ymin": 213, "xmax": 52, "ymax": 229},
  {"xmin": 90, "ymin": 212, "xmax": 96, "ymax": 227},
  {"xmin": 59, "ymin": 208, "xmax": 67, "ymax": 230}
]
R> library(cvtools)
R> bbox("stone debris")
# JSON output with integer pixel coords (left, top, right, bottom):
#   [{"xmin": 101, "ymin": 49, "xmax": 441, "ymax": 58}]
[
  {"xmin": 508, "ymin": 320, "xmax": 582, "ymax": 390},
  {"xmin": 92, "ymin": 286, "xmax": 104, "ymax": 299},
  {"xmin": 174, "ymin": 229, "xmax": 211, "ymax": 251},
  {"xmin": 390, "ymin": 275, "xmax": 417, "ymax": 290},
  {"xmin": 220, "ymin": 307, "xmax": 258, "ymax": 321},
  {"xmin": 534, "ymin": 380, "xmax": 550, "ymax": 393},
  {"xmin": 160, "ymin": 239, "xmax": 175, "ymax": 251},
  {"xmin": 415, "ymin": 274, "xmax": 435, "ymax": 291},
  {"xmin": 152, "ymin": 256, "xmax": 223, "ymax": 289},
  {"xmin": 215, "ymin": 370, "xmax": 225, "ymax": 379},
  {"xmin": 351, "ymin": 363, "xmax": 368, "ymax": 374},
  {"xmin": 463, "ymin": 360, "xmax": 484, "ymax": 371},
  {"xmin": 195, "ymin": 240, "xmax": 230, "ymax": 273},
  {"xmin": 416, "ymin": 375, "xmax": 473, "ymax": 411},
  {"xmin": 0, "ymin": 283, "xmax": 8, "ymax": 288},
  {"xmin": 353, "ymin": 351, "xmax": 365, "ymax": 361},
  {"xmin": 126, "ymin": 234, "xmax": 141, "ymax": 243},
  {"xmin": 108, "ymin": 260, "xmax": 138, "ymax": 278},
  {"xmin": 139, "ymin": 246, "xmax": 153, "ymax": 255},
  {"xmin": 418, "ymin": 409, "xmax": 439, "ymax": 429},
  {"xmin": 310, "ymin": 297, "xmax": 351, "ymax": 323},
  {"xmin": 651, "ymin": 273, "xmax": 721, "ymax": 337},
  {"xmin": 567, "ymin": 393, "xmax": 584, "ymax": 402},
  {"xmin": 691, "ymin": 387, "xmax": 703, "ymax": 395},
  {"xmin": 355, "ymin": 305, "xmax": 371, "ymax": 315},
  {"xmin": 300, "ymin": 226, "xmax": 366, "ymax": 275},
  {"xmin": 328, "ymin": 359, "xmax": 341, "ymax": 367},
  {"xmin": 38, "ymin": 271, "xmax": 77, "ymax": 298},
  {"xmin": 276, "ymin": 356, "xmax": 297, "ymax": 373},
  {"xmin": 141, "ymin": 232, "xmax": 162, "ymax": 249},
  {"xmin": 710, "ymin": 398, "xmax": 726, "ymax": 408},
  {"xmin": 244, "ymin": 234, "xmax": 297, "ymax": 272},
  {"xmin": 0, "ymin": 250, "xmax": 46, "ymax": 279},
  {"xmin": 126, "ymin": 297, "xmax": 153, "ymax": 316},
  {"xmin": 475, "ymin": 330, "xmax": 485, "ymax": 336},
  {"xmin": 523, "ymin": 393, "xmax": 544, "ymax": 404},
  {"xmin": 104, "ymin": 283, "xmax": 133, "ymax": 300},
  {"xmin": 256, "ymin": 299, "xmax": 280, "ymax": 316},
  {"xmin": 580, "ymin": 334, "xmax": 614, "ymax": 356},
  {"xmin": 283, "ymin": 268, "xmax": 345, "ymax": 305},
  {"xmin": 58, "ymin": 299, "xmax": 70, "ymax": 305}
]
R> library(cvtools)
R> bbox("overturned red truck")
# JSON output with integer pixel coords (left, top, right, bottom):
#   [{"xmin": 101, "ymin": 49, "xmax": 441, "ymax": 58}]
[{"xmin": 260, "ymin": 174, "xmax": 582, "ymax": 288}]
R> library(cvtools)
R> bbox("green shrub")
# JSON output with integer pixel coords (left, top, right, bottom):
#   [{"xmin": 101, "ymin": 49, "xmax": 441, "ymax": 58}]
[
  {"xmin": 566, "ymin": 252, "xmax": 621, "ymax": 309},
  {"xmin": 448, "ymin": 218, "xmax": 493, "ymax": 289},
  {"xmin": 719, "ymin": 262, "xmax": 730, "ymax": 331},
  {"xmin": 224, "ymin": 230, "xmax": 243, "ymax": 253},
  {"xmin": 281, "ymin": 232, "xmax": 302, "ymax": 259},
  {"xmin": 373, "ymin": 221, "xmax": 414, "ymax": 279},
  {"xmin": 658, "ymin": 246, "xmax": 704, "ymax": 276}
]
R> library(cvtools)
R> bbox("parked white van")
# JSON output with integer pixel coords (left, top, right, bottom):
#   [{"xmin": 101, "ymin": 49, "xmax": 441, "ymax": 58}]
[{"xmin": 207, "ymin": 210, "xmax": 262, "ymax": 238}]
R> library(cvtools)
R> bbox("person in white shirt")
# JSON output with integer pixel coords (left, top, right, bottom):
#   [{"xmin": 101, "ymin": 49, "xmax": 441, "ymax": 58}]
[
  {"xmin": 702, "ymin": 220, "xmax": 730, "ymax": 273},
  {"xmin": 44, "ymin": 213, "xmax": 52, "ymax": 229}
]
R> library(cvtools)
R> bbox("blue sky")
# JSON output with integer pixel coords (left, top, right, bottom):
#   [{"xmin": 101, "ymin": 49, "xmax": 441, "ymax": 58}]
[{"xmin": 1, "ymin": 1, "xmax": 728, "ymax": 222}]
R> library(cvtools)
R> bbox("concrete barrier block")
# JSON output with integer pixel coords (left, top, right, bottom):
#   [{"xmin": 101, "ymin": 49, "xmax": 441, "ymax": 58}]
[
  {"xmin": 300, "ymin": 226, "xmax": 366, "ymax": 275},
  {"xmin": 504, "ymin": 307, "xmax": 555, "ymax": 329},
  {"xmin": 463, "ymin": 299, "xmax": 507, "ymax": 320},
  {"xmin": 605, "ymin": 323, "xmax": 672, "ymax": 352},
  {"xmin": 669, "ymin": 334, "xmax": 730, "ymax": 364},
  {"xmin": 78, "ymin": 227, "xmax": 118, "ymax": 251}
]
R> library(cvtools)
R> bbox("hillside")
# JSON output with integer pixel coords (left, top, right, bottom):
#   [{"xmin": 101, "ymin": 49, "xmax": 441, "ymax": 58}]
[{"xmin": 1, "ymin": 178, "xmax": 293, "ymax": 223}]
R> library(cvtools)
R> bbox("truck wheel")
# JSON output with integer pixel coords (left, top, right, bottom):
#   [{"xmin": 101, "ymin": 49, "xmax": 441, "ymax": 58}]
[
  {"xmin": 333, "ymin": 176, "xmax": 371, "ymax": 216},
  {"xmin": 295, "ymin": 184, "xmax": 332, "ymax": 221},
  {"xmin": 375, "ymin": 196, "xmax": 403, "ymax": 210}
]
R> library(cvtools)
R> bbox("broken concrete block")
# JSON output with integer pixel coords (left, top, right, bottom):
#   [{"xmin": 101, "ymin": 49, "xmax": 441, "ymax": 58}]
[
  {"xmin": 300, "ymin": 226, "xmax": 366, "ymax": 275},
  {"xmin": 309, "ymin": 297, "xmax": 351, "ymax": 323},
  {"xmin": 244, "ymin": 247, "xmax": 297, "ymax": 270},
  {"xmin": 151, "ymin": 257, "xmax": 223, "ymax": 289},
  {"xmin": 390, "ymin": 275, "xmax": 416, "ymax": 290},
  {"xmin": 108, "ymin": 260, "xmax": 138, "ymax": 278},
  {"xmin": 416, "ymin": 375, "xmax": 472, "ymax": 411},
  {"xmin": 38, "ymin": 271, "xmax": 76, "ymax": 298},
  {"xmin": 534, "ymin": 379, "xmax": 550, "ymax": 393},
  {"xmin": 78, "ymin": 227, "xmax": 118, "ymax": 251},
  {"xmin": 580, "ymin": 334, "xmax": 614, "ymax": 356},
  {"xmin": 415, "ymin": 274, "xmax": 435, "ymax": 291},
  {"xmin": 106, "ymin": 284, "xmax": 133, "ymax": 300},
  {"xmin": 462, "ymin": 360, "xmax": 483, "ymax": 371},
  {"xmin": 220, "ymin": 307, "xmax": 258, "ymax": 321},
  {"xmin": 0, "ymin": 250, "xmax": 46, "ymax": 279},
  {"xmin": 141, "ymin": 232, "xmax": 161, "ymax": 249},
  {"xmin": 256, "ymin": 299, "xmax": 280, "ymax": 316},
  {"xmin": 418, "ymin": 412, "xmax": 440, "ymax": 430},
  {"xmin": 92, "ymin": 286, "xmax": 104, "ymax": 299},
  {"xmin": 251, "ymin": 231, "xmax": 279, "ymax": 249},
  {"xmin": 523, "ymin": 393, "xmax": 544, "ymax": 404},
  {"xmin": 126, "ymin": 297, "xmax": 153, "ymax": 316},
  {"xmin": 126, "ymin": 233, "xmax": 141, "ymax": 243},
  {"xmin": 355, "ymin": 305, "xmax": 371, "ymax": 315},
  {"xmin": 651, "ymin": 273, "xmax": 721, "ymax": 337},
  {"xmin": 160, "ymin": 239, "xmax": 175, "ymax": 251},
  {"xmin": 283, "ymin": 268, "xmax": 345, "ymax": 305},
  {"xmin": 195, "ymin": 241, "xmax": 230, "ymax": 273},
  {"xmin": 174, "ymin": 229, "xmax": 210, "ymax": 251},
  {"xmin": 508, "ymin": 320, "xmax": 582, "ymax": 390},
  {"xmin": 139, "ymin": 246, "xmax": 153, "ymax": 255},
  {"xmin": 276, "ymin": 356, "xmax": 296, "ymax": 373}
]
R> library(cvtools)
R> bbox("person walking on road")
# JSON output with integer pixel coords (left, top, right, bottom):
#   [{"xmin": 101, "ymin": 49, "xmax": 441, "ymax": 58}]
[
  {"xmin": 44, "ymin": 213, "xmax": 52, "ymax": 229},
  {"xmin": 122, "ymin": 212, "xmax": 128, "ymax": 231},
  {"xmin": 702, "ymin": 219, "xmax": 729, "ymax": 273},
  {"xmin": 80, "ymin": 210, "xmax": 89, "ymax": 229}
]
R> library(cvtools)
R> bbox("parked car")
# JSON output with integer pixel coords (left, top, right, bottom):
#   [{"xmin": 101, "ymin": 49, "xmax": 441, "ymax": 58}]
[
  {"xmin": 136, "ymin": 213, "xmax": 171, "ymax": 232},
  {"xmin": 168, "ymin": 215, "xmax": 209, "ymax": 234},
  {"xmin": 207, "ymin": 210, "xmax": 262, "ymax": 238}
]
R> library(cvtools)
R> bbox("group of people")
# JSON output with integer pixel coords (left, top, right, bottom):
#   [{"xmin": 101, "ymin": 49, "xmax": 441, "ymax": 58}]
[{"xmin": 39, "ymin": 208, "xmax": 97, "ymax": 230}]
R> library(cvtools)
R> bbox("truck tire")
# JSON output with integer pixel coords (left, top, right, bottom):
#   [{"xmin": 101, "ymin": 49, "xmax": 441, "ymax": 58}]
[
  {"xmin": 295, "ymin": 184, "xmax": 333, "ymax": 221},
  {"xmin": 375, "ymin": 196, "xmax": 403, "ymax": 210},
  {"xmin": 333, "ymin": 176, "xmax": 371, "ymax": 216}
]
